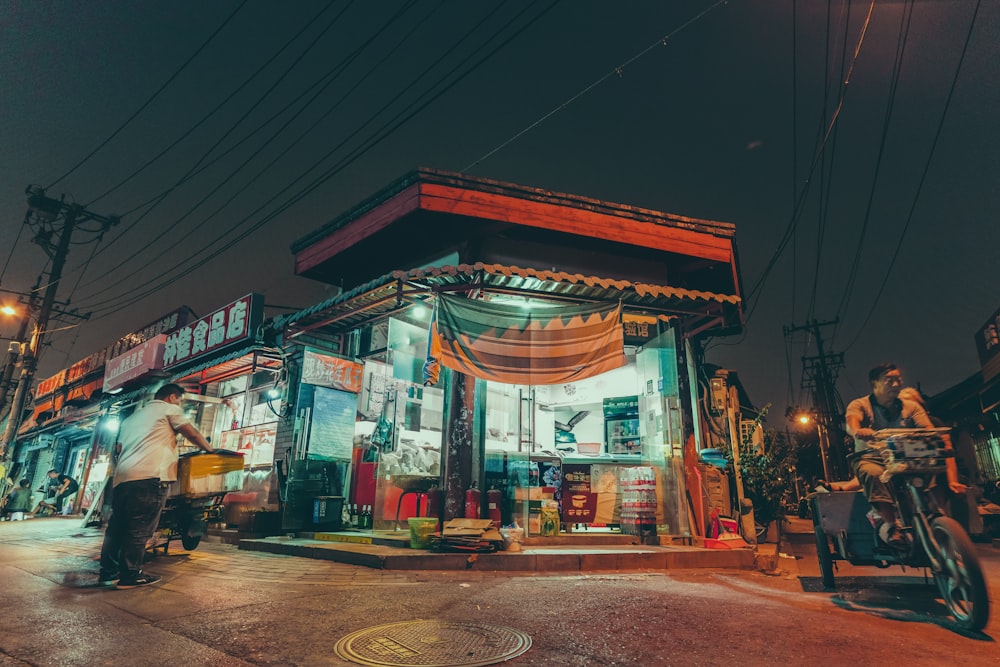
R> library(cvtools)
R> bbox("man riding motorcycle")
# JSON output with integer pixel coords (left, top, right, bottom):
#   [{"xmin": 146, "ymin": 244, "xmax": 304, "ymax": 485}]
[{"xmin": 844, "ymin": 362, "xmax": 964, "ymax": 549}]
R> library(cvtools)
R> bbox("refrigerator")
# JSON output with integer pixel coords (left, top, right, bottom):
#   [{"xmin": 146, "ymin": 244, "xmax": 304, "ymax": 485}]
[{"xmin": 603, "ymin": 396, "xmax": 640, "ymax": 456}]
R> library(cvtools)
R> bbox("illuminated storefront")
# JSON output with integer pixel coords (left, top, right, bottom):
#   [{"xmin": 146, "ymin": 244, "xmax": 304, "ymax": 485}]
[{"xmin": 274, "ymin": 169, "xmax": 744, "ymax": 541}]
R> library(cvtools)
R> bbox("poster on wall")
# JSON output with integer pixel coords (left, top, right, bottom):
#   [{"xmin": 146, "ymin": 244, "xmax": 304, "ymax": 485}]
[
  {"xmin": 219, "ymin": 430, "xmax": 241, "ymax": 452},
  {"xmin": 252, "ymin": 423, "xmax": 276, "ymax": 467},
  {"xmin": 309, "ymin": 386, "xmax": 356, "ymax": 460}
]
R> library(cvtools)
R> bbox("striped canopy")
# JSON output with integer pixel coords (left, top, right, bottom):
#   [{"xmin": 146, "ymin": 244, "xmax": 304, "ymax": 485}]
[{"xmin": 427, "ymin": 294, "xmax": 625, "ymax": 386}]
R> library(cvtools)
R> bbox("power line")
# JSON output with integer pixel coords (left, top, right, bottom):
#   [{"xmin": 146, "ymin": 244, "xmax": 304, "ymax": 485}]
[
  {"xmin": 744, "ymin": 0, "xmax": 877, "ymax": 321},
  {"xmin": 462, "ymin": 0, "xmax": 727, "ymax": 172},
  {"xmin": 76, "ymin": 0, "xmax": 365, "ymax": 292},
  {"xmin": 45, "ymin": 0, "xmax": 249, "ymax": 189},
  {"xmin": 77, "ymin": 0, "xmax": 351, "ymax": 274},
  {"xmin": 843, "ymin": 0, "xmax": 982, "ymax": 352},
  {"xmin": 76, "ymin": 2, "xmax": 556, "ymax": 318},
  {"xmin": 834, "ymin": 0, "xmax": 914, "ymax": 322},
  {"xmin": 85, "ymin": 0, "xmax": 342, "ymax": 210}
]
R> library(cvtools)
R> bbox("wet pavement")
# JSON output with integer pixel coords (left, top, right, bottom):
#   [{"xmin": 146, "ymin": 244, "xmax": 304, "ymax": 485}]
[{"xmin": 1, "ymin": 516, "xmax": 998, "ymax": 666}]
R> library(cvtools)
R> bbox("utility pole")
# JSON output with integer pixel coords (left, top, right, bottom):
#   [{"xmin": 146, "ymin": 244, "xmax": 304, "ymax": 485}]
[
  {"xmin": 0, "ymin": 287, "xmax": 38, "ymax": 417},
  {"xmin": 783, "ymin": 318, "xmax": 847, "ymax": 481},
  {"xmin": 0, "ymin": 187, "xmax": 118, "ymax": 461}
]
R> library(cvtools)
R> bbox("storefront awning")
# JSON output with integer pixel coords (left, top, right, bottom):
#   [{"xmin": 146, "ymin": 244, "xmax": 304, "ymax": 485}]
[
  {"xmin": 275, "ymin": 263, "xmax": 741, "ymax": 340},
  {"xmin": 170, "ymin": 346, "xmax": 282, "ymax": 386}
]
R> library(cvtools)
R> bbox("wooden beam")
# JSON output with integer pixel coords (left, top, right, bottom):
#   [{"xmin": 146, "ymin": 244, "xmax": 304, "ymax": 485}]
[
  {"xmin": 294, "ymin": 183, "xmax": 422, "ymax": 275},
  {"xmin": 419, "ymin": 183, "xmax": 734, "ymax": 264}
]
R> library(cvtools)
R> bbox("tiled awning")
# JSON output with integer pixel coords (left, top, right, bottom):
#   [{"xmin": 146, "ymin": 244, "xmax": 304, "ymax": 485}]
[
  {"xmin": 275, "ymin": 262, "xmax": 741, "ymax": 339},
  {"xmin": 170, "ymin": 346, "xmax": 282, "ymax": 386}
]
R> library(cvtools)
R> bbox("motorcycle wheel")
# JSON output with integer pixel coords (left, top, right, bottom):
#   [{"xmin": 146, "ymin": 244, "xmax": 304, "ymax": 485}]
[
  {"xmin": 181, "ymin": 534, "xmax": 202, "ymax": 551},
  {"xmin": 930, "ymin": 516, "xmax": 989, "ymax": 631},
  {"xmin": 813, "ymin": 523, "xmax": 836, "ymax": 589}
]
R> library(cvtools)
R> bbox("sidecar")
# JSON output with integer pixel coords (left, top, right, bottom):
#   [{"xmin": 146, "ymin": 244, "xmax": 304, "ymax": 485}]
[{"xmin": 810, "ymin": 490, "xmax": 918, "ymax": 588}]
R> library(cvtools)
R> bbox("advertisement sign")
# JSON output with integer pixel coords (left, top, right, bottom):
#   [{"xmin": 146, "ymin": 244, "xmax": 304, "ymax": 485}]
[
  {"xmin": 35, "ymin": 370, "xmax": 66, "ymax": 397},
  {"xmin": 103, "ymin": 334, "xmax": 167, "ymax": 393},
  {"xmin": 104, "ymin": 306, "xmax": 194, "ymax": 361},
  {"xmin": 67, "ymin": 349, "xmax": 107, "ymax": 384},
  {"xmin": 162, "ymin": 294, "xmax": 262, "ymax": 370},
  {"xmin": 66, "ymin": 378, "xmax": 104, "ymax": 403},
  {"xmin": 218, "ymin": 424, "xmax": 275, "ymax": 467},
  {"xmin": 302, "ymin": 349, "xmax": 363, "ymax": 393},
  {"xmin": 561, "ymin": 464, "xmax": 598, "ymax": 525}
]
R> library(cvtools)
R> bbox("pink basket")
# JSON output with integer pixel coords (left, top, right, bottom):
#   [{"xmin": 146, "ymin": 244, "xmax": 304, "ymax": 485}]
[{"xmin": 576, "ymin": 442, "xmax": 602, "ymax": 456}]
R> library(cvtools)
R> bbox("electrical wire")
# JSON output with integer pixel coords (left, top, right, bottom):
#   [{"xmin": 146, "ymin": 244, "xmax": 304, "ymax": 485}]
[
  {"xmin": 834, "ymin": 0, "xmax": 914, "ymax": 322},
  {"xmin": 462, "ymin": 0, "xmax": 727, "ymax": 172},
  {"xmin": 45, "ymin": 0, "xmax": 249, "ymax": 190},
  {"xmin": 744, "ymin": 0, "xmax": 876, "ymax": 321},
  {"xmin": 76, "ymin": 0, "xmax": 386, "ymax": 293},
  {"xmin": 808, "ymin": 0, "xmax": 853, "ymax": 324},
  {"xmin": 842, "ymin": 0, "xmax": 982, "ymax": 352},
  {"xmin": 75, "ymin": 2, "xmax": 556, "ymax": 318},
  {"xmin": 0, "ymin": 211, "xmax": 28, "ymax": 286},
  {"xmin": 85, "ymin": 0, "xmax": 342, "ymax": 211},
  {"xmin": 78, "ymin": 0, "xmax": 353, "ymax": 277}
]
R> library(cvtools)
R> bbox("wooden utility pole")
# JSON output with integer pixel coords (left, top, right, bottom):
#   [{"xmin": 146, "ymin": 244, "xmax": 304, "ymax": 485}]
[
  {"xmin": 783, "ymin": 318, "xmax": 847, "ymax": 481},
  {"xmin": 0, "ymin": 188, "xmax": 117, "ymax": 461}
]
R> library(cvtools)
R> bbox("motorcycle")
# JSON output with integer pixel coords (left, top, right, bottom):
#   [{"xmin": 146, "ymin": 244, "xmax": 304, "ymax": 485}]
[{"xmin": 810, "ymin": 427, "xmax": 990, "ymax": 631}]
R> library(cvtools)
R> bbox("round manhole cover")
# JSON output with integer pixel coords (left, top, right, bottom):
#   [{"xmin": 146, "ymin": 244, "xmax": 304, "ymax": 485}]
[{"xmin": 334, "ymin": 619, "xmax": 531, "ymax": 667}]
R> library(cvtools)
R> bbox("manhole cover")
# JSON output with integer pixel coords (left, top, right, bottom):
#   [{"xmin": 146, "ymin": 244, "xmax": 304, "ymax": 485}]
[{"xmin": 334, "ymin": 619, "xmax": 531, "ymax": 667}]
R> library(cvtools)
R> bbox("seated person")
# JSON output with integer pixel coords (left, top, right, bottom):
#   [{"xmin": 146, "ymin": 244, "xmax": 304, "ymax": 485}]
[
  {"xmin": 845, "ymin": 362, "xmax": 963, "ymax": 549},
  {"xmin": 34, "ymin": 470, "xmax": 79, "ymax": 516},
  {"xmin": 5, "ymin": 479, "xmax": 34, "ymax": 521}
]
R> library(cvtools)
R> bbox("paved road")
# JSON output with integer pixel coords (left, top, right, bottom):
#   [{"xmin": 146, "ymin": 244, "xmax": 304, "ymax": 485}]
[{"xmin": 1, "ymin": 517, "xmax": 998, "ymax": 666}]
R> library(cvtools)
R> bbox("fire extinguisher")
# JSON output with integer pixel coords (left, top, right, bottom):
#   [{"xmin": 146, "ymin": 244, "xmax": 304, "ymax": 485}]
[
  {"xmin": 464, "ymin": 482, "xmax": 481, "ymax": 519},
  {"xmin": 486, "ymin": 486, "xmax": 502, "ymax": 525}
]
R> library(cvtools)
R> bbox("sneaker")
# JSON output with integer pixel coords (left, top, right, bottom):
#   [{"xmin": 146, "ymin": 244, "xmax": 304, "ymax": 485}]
[
  {"xmin": 116, "ymin": 573, "xmax": 161, "ymax": 589},
  {"xmin": 97, "ymin": 572, "xmax": 119, "ymax": 587},
  {"xmin": 877, "ymin": 522, "xmax": 907, "ymax": 550}
]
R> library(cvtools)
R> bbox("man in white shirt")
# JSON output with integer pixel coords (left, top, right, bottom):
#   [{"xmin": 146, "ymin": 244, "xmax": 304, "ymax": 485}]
[{"xmin": 98, "ymin": 383, "xmax": 214, "ymax": 588}]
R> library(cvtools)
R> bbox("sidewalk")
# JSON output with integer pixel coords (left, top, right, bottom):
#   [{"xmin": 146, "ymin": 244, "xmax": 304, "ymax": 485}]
[{"xmin": 236, "ymin": 528, "xmax": 764, "ymax": 572}]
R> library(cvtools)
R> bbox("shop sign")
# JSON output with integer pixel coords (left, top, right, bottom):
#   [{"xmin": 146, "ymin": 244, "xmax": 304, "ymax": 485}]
[
  {"xmin": 36, "ymin": 370, "xmax": 66, "ymax": 397},
  {"xmin": 104, "ymin": 306, "xmax": 195, "ymax": 361},
  {"xmin": 162, "ymin": 294, "xmax": 262, "ymax": 370},
  {"xmin": 975, "ymin": 305, "xmax": 1000, "ymax": 381},
  {"xmin": 103, "ymin": 334, "xmax": 167, "ymax": 393},
  {"xmin": 623, "ymin": 313, "xmax": 656, "ymax": 345},
  {"xmin": 67, "ymin": 349, "xmax": 107, "ymax": 383},
  {"xmin": 66, "ymin": 377, "xmax": 104, "ymax": 403},
  {"xmin": 302, "ymin": 350, "xmax": 363, "ymax": 393}
]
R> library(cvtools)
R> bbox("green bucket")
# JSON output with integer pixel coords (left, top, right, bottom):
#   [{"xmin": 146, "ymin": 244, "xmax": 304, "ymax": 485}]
[{"xmin": 408, "ymin": 517, "xmax": 438, "ymax": 549}]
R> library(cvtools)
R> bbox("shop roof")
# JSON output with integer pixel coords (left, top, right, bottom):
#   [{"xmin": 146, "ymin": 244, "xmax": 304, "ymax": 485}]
[
  {"xmin": 170, "ymin": 345, "xmax": 282, "ymax": 387},
  {"xmin": 275, "ymin": 262, "xmax": 741, "ymax": 341},
  {"xmin": 290, "ymin": 168, "xmax": 743, "ymax": 302}
]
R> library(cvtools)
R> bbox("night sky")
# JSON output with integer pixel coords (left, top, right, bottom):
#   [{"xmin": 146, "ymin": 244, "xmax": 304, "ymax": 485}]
[{"xmin": 2, "ymin": 1, "xmax": 997, "ymax": 427}]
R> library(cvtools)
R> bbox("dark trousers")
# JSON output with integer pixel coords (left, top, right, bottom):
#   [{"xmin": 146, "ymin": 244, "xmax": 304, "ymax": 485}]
[{"xmin": 99, "ymin": 479, "xmax": 168, "ymax": 580}]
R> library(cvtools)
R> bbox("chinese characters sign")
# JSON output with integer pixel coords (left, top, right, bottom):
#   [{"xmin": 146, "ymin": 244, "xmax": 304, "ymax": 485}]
[
  {"xmin": 302, "ymin": 350, "xmax": 363, "ymax": 393},
  {"xmin": 163, "ymin": 294, "xmax": 262, "ymax": 370},
  {"xmin": 103, "ymin": 334, "xmax": 167, "ymax": 393},
  {"xmin": 36, "ymin": 370, "xmax": 66, "ymax": 397},
  {"xmin": 105, "ymin": 307, "xmax": 194, "ymax": 360}
]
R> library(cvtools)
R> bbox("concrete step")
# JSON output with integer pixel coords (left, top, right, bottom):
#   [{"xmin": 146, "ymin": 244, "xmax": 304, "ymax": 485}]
[{"xmin": 238, "ymin": 534, "xmax": 757, "ymax": 572}]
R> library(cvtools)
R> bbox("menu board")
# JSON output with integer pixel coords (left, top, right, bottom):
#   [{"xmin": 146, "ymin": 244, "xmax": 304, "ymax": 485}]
[
  {"xmin": 561, "ymin": 463, "xmax": 597, "ymax": 524},
  {"xmin": 308, "ymin": 386, "xmax": 356, "ymax": 460}
]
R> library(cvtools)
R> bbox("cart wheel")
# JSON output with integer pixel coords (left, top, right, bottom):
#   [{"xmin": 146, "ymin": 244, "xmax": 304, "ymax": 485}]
[
  {"xmin": 814, "ymin": 523, "xmax": 836, "ymax": 589},
  {"xmin": 930, "ymin": 516, "xmax": 989, "ymax": 631},
  {"xmin": 181, "ymin": 534, "xmax": 201, "ymax": 551}
]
